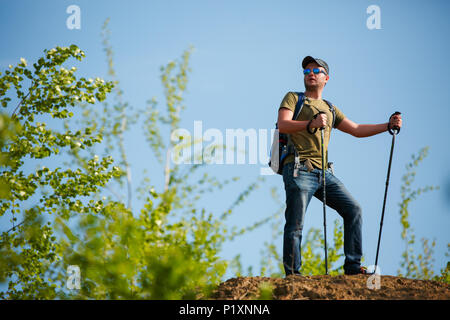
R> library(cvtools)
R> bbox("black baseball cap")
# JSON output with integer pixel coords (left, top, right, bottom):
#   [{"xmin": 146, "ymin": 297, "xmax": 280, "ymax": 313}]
[{"xmin": 302, "ymin": 56, "xmax": 329, "ymax": 75}]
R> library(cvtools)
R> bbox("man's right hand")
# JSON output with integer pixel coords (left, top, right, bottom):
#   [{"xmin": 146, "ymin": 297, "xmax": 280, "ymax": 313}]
[{"xmin": 310, "ymin": 113, "xmax": 327, "ymax": 129}]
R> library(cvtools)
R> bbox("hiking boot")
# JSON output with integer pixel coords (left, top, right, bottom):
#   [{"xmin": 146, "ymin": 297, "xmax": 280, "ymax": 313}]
[
  {"xmin": 285, "ymin": 272, "xmax": 302, "ymax": 278},
  {"xmin": 344, "ymin": 266, "xmax": 372, "ymax": 275}
]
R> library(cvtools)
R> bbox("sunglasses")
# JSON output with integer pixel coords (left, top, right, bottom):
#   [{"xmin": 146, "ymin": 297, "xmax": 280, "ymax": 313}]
[{"xmin": 303, "ymin": 68, "xmax": 327, "ymax": 75}]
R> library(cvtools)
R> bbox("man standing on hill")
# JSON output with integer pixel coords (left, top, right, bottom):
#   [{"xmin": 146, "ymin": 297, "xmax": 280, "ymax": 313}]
[{"xmin": 277, "ymin": 56, "xmax": 402, "ymax": 276}]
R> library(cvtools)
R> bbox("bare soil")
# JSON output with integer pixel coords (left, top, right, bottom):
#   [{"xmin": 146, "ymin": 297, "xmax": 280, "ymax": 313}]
[{"xmin": 210, "ymin": 275, "xmax": 450, "ymax": 300}]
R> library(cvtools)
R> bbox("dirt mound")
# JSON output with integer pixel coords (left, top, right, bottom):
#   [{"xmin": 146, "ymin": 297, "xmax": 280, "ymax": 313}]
[{"xmin": 210, "ymin": 275, "xmax": 450, "ymax": 300}]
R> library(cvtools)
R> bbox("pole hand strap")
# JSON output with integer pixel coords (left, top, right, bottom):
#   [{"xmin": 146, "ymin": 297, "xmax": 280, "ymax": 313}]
[
  {"xmin": 307, "ymin": 111, "xmax": 326, "ymax": 134},
  {"xmin": 388, "ymin": 111, "xmax": 401, "ymax": 135}
]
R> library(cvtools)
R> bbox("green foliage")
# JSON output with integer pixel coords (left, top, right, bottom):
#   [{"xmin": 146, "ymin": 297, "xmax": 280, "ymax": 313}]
[
  {"xmin": 54, "ymin": 201, "xmax": 228, "ymax": 299},
  {"xmin": 0, "ymin": 209, "xmax": 58, "ymax": 299},
  {"xmin": 0, "ymin": 44, "xmax": 115, "ymax": 299},
  {"xmin": 0, "ymin": 113, "xmax": 21, "ymax": 198},
  {"xmin": 300, "ymin": 219, "xmax": 344, "ymax": 275},
  {"xmin": 54, "ymin": 20, "xmax": 271, "ymax": 299},
  {"xmin": 256, "ymin": 281, "xmax": 273, "ymax": 300},
  {"xmin": 397, "ymin": 147, "xmax": 447, "ymax": 282},
  {"xmin": 433, "ymin": 245, "xmax": 449, "ymax": 283},
  {"xmin": 0, "ymin": 20, "xmax": 272, "ymax": 299}
]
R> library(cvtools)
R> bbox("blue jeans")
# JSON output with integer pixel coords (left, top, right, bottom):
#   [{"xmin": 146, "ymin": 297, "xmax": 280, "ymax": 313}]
[{"xmin": 282, "ymin": 160, "xmax": 363, "ymax": 275}]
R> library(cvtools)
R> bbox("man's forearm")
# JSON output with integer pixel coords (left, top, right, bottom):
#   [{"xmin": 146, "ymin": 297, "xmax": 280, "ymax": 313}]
[
  {"xmin": 355, "ymin": 123, "xmax": 389, "ymax": 138},
  {"xmin": 278, "ymin": 120, "xmax": 309, "ymax": 134}
]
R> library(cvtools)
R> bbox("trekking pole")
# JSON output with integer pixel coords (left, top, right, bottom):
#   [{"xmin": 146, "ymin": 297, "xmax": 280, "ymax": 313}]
[
  {"xmin": 308, "ymin": 111, "xmax": 328, "ymax": 275},
  {"xmin": 319, "ymin": 112, "xmax": 328, "ymax": 275},
  {"xmin": 374, "ymin": 112, "xmax": 401, "ymax": 270}
]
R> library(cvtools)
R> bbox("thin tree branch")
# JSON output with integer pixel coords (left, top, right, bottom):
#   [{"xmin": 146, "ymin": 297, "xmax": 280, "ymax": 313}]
[
  {"xmin": 164, "ymin": 147, "xmax": 171, "ymax": 192},
  {"xmin": 10, "ymin": 92, "xmax": 30, "ymax": 119},
  {"xmin": 5, "ymin": 219, "xmax": 26, "ymax": 233}
]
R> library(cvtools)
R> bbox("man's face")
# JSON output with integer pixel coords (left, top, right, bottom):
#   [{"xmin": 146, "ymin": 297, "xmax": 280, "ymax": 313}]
[{"xmin": 303, "ymin": 62, "xmax": 329, "ymax": 91}]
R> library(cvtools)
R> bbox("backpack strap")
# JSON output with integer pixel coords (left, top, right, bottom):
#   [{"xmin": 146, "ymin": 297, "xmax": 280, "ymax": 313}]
[
  {"xmin": 323, "ymin": 99, "xmax": 336, "ymax": 128},
  {"xmin": 286, "ymin": 92, "xmax": 305, "ymax": 155},
  {"xmin": 293, "ymin": 92, "xmax": 305, "ymax": 120}
]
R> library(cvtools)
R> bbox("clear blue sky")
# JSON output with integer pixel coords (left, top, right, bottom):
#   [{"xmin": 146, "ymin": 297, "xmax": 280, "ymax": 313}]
[{"xmin": 1, "ymin": 0, "xmax": 449, "ymax": 279}]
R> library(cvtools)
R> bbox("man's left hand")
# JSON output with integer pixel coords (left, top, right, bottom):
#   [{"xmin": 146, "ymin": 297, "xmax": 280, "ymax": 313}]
[{"xmin": 389, "ymin": 113, "xmax": 402, "ymax": 130}]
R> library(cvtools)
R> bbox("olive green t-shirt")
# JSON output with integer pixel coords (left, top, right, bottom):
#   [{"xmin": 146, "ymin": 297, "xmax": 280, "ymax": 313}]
[{"xmin": 278, "ymin": 92, "xmax": 346, "ymax": 169}]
